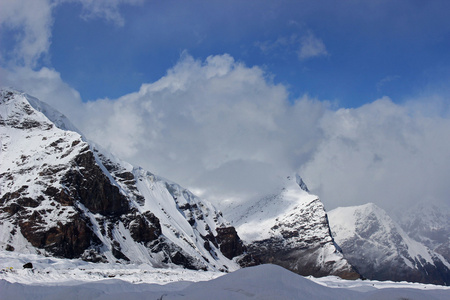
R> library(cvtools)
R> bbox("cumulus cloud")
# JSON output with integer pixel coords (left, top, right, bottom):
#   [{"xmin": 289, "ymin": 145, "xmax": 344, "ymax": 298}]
[
  {"xmin": 75, "ymin": 54, "xmax": 327, "ymax": 205},
  {"xmin": 71, "ymin": 54, "xmax": 450, "ymax": 215}
]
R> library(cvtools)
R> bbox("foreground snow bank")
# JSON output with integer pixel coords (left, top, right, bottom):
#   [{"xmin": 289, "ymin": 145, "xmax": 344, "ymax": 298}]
[{"xmin": 1, "ymin": 251, "xmax": 449, "ymax": 300}]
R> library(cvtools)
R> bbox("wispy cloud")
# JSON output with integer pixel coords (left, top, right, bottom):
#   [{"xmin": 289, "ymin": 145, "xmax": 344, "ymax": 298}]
[
  {"xmin": 297, "ymin": 31, "xmax": 328, "ymax": 60},
  {"xmin": 376, "ymin": 75, "xmax": 400, "ymax": 92},
  {"xmin": 0, "ymin": 0, "xmax": 53, "ymax": 67},
  {"xmin": 256, "ymin": 30, "xmax": 328, "ymax": 61},
  {"xmin": 0, "ymin": 0, "xmax": 142, "ymax": 67},
  {"xmin": 72, "ymin": 0, "xmax": 144, "ymax": 27}
]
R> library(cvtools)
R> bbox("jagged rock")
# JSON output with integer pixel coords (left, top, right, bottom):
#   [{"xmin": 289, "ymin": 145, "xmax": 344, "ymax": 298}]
[
  {"xmin": 216, "ymin": 227, "xmax": 245, "ymax": 260},
  {"xmin": 62, "ymin": 151, "xmax": 130, "ymax": 217},
  {"xmin": 126, "ymin": 211, "xmax": 161, "ymax": 243}
]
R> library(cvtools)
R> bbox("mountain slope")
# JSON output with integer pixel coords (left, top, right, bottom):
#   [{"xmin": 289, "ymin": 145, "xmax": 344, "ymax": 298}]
[
  {"xmin": 228, "ymin": 175, "xmax": 359, "ymax": 279},
  {"xmin": 329, "ymin": 203, "xmax": 450, "ymax": 285},
  {"xmin": 0, "ymin": 89, "xmax": 242, "ymax": 271},
  {"xmin": 397, "ymin": 202, "xmax": 450, "ymax": 264}
]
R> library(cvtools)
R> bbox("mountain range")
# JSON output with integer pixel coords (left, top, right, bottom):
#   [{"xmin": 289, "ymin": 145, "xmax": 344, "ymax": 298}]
[{"xmin": 1, "ymin": 88, "xmax": 449, "ymax": 285}]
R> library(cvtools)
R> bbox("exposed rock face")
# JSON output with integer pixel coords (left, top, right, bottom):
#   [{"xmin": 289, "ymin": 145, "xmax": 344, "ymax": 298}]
[
  {"xmin": 329, "ymin": 203, "xmax": 450, "ymax": 285},
  {"xmin": 61, "ymin": 150, "xmax": 130, "ymax": 216},
  {"xmin": 227, "ymin": 175, "xmax": 359, "ymax": 279},
  {"xmin": 19, "ymin": 214, "xmax": 95, "ymax": 258},
  {"xmin": 0, "ymin": 89, "xmax": 241, "ymax": 272},
  {"xmin": 215, "ymin": 227, "xmax": 245, "ymax": 260},
  {"xmin": 126, "ymin": 211, "xmax": 161, "ymax": 244}
]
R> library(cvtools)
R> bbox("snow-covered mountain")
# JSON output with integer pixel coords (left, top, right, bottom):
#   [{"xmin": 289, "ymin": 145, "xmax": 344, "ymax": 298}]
[
  {"xmin": 228, "ymin": 175, "xmax": 359, "ymax": 279},
  {"xmin": 0, "ymin": 89, "xmax": 243, "ymax": 271},
  {"xmin": 328, "ymin": 203, "xmax": 450, "ymax": 285},
  {"xmin": 397, "ymin": 202, "xmax": 450, "ymax": 265}
]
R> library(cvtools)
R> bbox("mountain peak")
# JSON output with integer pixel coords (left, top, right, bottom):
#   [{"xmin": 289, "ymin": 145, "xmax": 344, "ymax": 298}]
[
  {"xmin": 0, "ymin": 90, "xmax": 243, "ymax": 271},
  {"xmin": 233, "ymin": 172, "xmax": 359, "ymax": 279},
  {"xmin": 0, "ymin": 88, "xmax": 80, "ymax": 134}
]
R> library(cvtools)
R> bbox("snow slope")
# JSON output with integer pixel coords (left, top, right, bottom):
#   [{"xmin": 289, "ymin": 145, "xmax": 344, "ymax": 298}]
[{"xmin": 329, "ymin": 203, "xmax": 450, "ymax": 285}]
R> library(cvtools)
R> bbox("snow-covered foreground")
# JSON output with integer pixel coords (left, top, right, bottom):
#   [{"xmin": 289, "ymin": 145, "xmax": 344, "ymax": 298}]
[{"xmin": 1, "ymin": 251, "xmax": 449, "ymax": 300}]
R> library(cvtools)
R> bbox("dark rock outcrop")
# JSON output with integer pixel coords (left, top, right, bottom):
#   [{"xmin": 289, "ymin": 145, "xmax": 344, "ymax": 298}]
[
  {"xmin": 62, "ymin": 151, "xmax": 130, "ymax": 217},
  {"xmin": 216, "ymin": 227, "xmax": 245, "ymax": 260}
]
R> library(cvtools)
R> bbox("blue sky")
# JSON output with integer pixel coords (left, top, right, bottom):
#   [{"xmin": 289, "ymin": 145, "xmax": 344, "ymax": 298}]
[
  {"xmin": 3, "ymin": 0, "xmax": 450, "ymax": 107},
  {"xmin": 1, "ymin": 0, "xmax": 450, "ymax": 212}
]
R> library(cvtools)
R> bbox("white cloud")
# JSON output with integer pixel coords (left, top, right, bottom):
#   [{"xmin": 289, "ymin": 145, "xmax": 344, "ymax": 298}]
[
  {"xmin": 300, "ymin": 97, "xmax": 450, "ymax": 212},
  {"xmin": 69, "ymin": 0, "xmax": 144, "ymax": 27},
  {"xmin": 2, "ymin": 52, "xmax": 449, "ymax": 217},
  {"xmin": 0, "ymin": 0, "xmax": 142, "ymax": 67},
  {"xmin": 298, "ymin": 31, "xmax": 328, "ymax": 60},
  {"xmin": 256, "ymin": 31, "xmax": 328, "ymax": 61},
  {"xmin": 73, "ymin": 54, "xmax": 327, "ymax": 205},
  {"xmin": 0, "ymin": 66, "xmax": 84, "ymax": 119},
  {"xmin": 0, "ymin": 0, "xmax": 53, "ymax": 67},
  {"xmin": 376, "ymin": 75, "xmax": 400, "ymax": 92},
  {"xmin": 78, "ymin": 57, "xmax": 449, "ymax": 215}
]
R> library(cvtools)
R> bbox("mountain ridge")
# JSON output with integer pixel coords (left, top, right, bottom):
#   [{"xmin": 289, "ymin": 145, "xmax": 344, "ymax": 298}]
[{"xmin": 329, "ymin": 203, "xmax": 450, "ymax": 285}]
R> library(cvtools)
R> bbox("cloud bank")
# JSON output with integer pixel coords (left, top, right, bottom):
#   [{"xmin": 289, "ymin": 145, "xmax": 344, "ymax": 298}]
[
  {"xmin": 301, "ymin": 98, "xmax": 450, "ymax": 211},
  {"xmin": 4, "ymin": 53, "xmax": 449, "ymax": 214}
]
